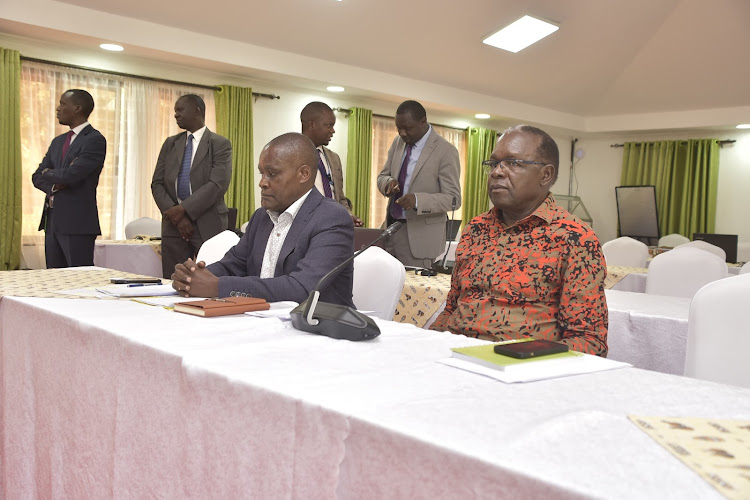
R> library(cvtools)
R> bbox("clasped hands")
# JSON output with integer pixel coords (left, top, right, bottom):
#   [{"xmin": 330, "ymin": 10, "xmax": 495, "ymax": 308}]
[
  {"xmin": 165, "ymin": 205, "xmax": 193, "ymax": 241},
  {"xmin": 384, "ymin": 179, "xmax": 417, "ymax": 211},
  {"xmin": 171, "ymin": 258, "xmax": 219, "ymax": 298}
]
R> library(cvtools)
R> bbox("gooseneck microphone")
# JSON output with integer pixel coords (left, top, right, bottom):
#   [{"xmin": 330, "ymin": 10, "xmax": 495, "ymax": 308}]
[
  {"xmin": 290, "ymin": 222, "xmax": 403, "ymax": 341},
  {"xmin": 431, "ymin": 196, "xmax": 458, "ymax": 275}
]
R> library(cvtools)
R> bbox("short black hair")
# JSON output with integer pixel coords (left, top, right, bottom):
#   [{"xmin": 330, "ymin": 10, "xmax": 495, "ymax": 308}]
[
  {"xmin": 396, "ymin": 100, "xmax": 426, "ymax": 122},
  {"xmin": 64, "ymin": 89, "xmax": 95, "ymax": 118},
  {"xmin": 300, "ymin": 101, "xmax": 332, "ymax": 124},
  {"xmin": 179, "ymin": 94, "xmax": 206, "ymax": 118},
  {"xmin": 504, "ymin": 124, "xmax": 560, "ymax": 180},
  {"xmin": 267, "ymin": 132, "xmax": 319, "ymax": 179}
]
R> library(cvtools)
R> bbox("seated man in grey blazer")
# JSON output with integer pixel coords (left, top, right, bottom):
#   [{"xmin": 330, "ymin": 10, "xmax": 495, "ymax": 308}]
[{"xmin": 171, "ymin": 132, "xmax": 355, "ymax": 306}]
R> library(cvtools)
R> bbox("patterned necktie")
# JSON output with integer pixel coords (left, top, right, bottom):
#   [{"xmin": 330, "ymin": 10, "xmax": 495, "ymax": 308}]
[
  {"xmin": 61, "ymin": 130, "xmax": 74, "ymax": 162},
  {"xmin": 390, "ymin": 144, "xmax": 413, "ymax": 220},
  {"xmin": 177, "ymin": 133, "xmax": 194, "ymax": 200},
  {"xmin": 317, "ymin": 150, "xmax": 333, "ymax": 198}
]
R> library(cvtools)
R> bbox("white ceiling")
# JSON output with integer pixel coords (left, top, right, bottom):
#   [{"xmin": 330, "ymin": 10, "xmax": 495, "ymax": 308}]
[{"xmin": 2, "ymin": 0, "xmax": 749, "ymax": 133}]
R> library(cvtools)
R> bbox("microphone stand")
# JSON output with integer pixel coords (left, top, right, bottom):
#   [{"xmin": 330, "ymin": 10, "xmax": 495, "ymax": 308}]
[
  {"xmin": 290, "ymin": 222, "xmax": 403, "ymax": 341},
  {"xmin": 431, "ymin": 197, "xmax": 458, "ymax": 275}
]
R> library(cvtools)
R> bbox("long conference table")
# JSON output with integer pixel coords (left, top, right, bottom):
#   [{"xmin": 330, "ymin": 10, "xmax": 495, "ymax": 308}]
[{"xmin": 2, "ymin": 268, "xmax": 749, "ymax": 498}]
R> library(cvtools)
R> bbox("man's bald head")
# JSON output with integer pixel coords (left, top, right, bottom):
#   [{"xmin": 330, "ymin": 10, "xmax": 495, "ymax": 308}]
[{"xmin": 258, "ymin": 133, "xmax": 318, "ymax": 213}]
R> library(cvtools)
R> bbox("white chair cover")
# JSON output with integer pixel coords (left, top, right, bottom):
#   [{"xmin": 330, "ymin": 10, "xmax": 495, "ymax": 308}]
[
  {"xmin": 124, "ymin": 217, "xmax": 161, "ymax": 239},
  {"xmin": 196, "ymin": 230, "xmax": 240, "ymax": 265},
  {"xmin": 676, "ymin": 240, "xmax": 726, "ymax": 261},
  {"xmin": 657, "ymin": 233, "xmax": 689, "ymax": 248},
  {"xmin": 740, "ymin": 262, "xmax": 750, "ymax": 275},
  {"xmin": 646, "ymin": 246, "xmax": 728, "ymax": 299},
  {"xmin": 738, "ymin": 242, "xmax": 750, "ymax": 263},
  {"xmin": 601, "ymin": 236, "xmax": 649, "ymax": 268},
  {"xmin": 240, "ymin": 221, "xmax": 249, "ymax": 234},
  {"xmin": 684, "ymin": 273, "xmax": 750, "ymax": 388},
  {"xmin": 352, "ymin": 246, "xmax": 406, "ymax": 320}
]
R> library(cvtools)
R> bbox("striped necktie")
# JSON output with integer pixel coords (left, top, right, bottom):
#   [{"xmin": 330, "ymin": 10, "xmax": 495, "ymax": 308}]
[
  {"xmin": 317, "ymin": 150, "xmax": 333, "ymax": 198},
  {"xmin": 177, "ymin": 133, "xmax": 194, "ymax": 200},
  {"xmin": 390, "ymin": 144, "xmax": 412, "ymax": 220}
]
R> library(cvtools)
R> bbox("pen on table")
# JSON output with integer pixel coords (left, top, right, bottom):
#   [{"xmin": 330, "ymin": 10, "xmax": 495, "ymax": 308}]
[{"xmin": 127, "ymin": 283, "xmax": 160, "ymax": 287}]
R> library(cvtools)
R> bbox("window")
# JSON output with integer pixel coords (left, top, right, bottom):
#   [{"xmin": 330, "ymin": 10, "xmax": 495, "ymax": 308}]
[
  {"xmin": 368, "ymin": 116, "xmax": 467, "ymax": 229},
  {"xmin": 20, "ymin": 61, "xmax": 215, "ymax": 245}
]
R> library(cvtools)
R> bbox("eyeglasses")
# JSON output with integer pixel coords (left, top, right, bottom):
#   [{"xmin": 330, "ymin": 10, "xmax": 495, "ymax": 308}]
[{"xmin": 482, "ymin": 159, "xmax": 546, "ymax": 175}]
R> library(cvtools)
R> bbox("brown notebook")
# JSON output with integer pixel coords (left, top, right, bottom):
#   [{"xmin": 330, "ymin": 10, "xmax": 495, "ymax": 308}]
[{"xmin": 173, "ymin": 297, "xmax": 270, "ymax": 317}]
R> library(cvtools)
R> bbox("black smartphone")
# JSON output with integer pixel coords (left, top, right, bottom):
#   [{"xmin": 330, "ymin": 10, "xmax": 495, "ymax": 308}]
[
  {"xmin": 493, "ymin": 339, "xmax": 569, "ymax": 359},
  {"xmin": 109, "ymin": 277, "xmax": 162, "ymax": 284}
]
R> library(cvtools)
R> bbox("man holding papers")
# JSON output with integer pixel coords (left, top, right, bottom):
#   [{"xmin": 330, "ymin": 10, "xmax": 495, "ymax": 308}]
[
  {"xmin": 430, "ymin": 125, "xmax": 608, "ymax": 356},
  {"xmin": 171, "ymin": 133, "xmax": 355, "ymax": 306}
]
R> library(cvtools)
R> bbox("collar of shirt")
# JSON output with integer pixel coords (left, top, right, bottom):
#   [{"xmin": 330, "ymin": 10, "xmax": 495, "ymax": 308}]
[
  {"xmin": 267, "ymin": 188, "xmax": 313, "ymax": 226},
  {"xmin": 188, "ymin": 126, "xmax": 207, "ymax": 145},
  {"xmin": 492, "ymin": 192, "xmax": 556, "ymax": 228},
  {"xmin": 67, "ymin": 121, "xmax": 89, "ymax": 145}
]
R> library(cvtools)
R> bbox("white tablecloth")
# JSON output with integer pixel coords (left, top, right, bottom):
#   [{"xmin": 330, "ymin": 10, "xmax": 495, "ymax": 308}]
[
  {"xmin": 2, "ymin": 291, "xmax": 749, "ymax": 499},
  {"xmin": 606, "ymin": 289, "xmax": 690, "ymax": 375},
  {"xmin": 93, "ymin": 240, "xmax": 162, "ymax": 278}
]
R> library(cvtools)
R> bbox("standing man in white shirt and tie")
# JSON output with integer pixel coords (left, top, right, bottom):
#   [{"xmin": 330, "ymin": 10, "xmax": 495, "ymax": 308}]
[
  {"xmin": 377, "ymin": 100, "xmax": 462, "ymax": 267},
  {"xmin": 151, "ymin": 94, "xmax": 233, "ymax": 278},
  {"xmin": 32, "ymin": 89, "xmax": 107, "ymax": 268},
  {"xmin": 300, "ymin": 101, "xmax": 363, "ymax": 227}
]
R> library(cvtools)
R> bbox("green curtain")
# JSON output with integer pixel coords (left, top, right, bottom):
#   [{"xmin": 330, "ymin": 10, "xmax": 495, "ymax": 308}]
[
  {"xmin": 462, "ymin": 127, "xmax": 497, "ymax": 226},
  {"xmin": 620, "ymin": 139, "xmax": 720, "ymax": 237},
  {"xmin": 345, "ymin": 107, "xmax": 373, "ymax": 226},
  {"xmin": 215, "ymin": 85, "xmax": 254, "ymax": 226},
  {"xmin": 0, "ymin": 48, "xmax": 22, "ymax": 270}
]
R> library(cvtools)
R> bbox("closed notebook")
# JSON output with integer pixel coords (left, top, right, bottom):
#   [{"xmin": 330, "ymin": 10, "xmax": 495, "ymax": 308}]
[
  {"xmin": 450, "ymin": 340, "xmax": 583, "ymax": 372},
  {"xmin": 173, "ymin": 297, "xmax": 270, "ymax": 317}
]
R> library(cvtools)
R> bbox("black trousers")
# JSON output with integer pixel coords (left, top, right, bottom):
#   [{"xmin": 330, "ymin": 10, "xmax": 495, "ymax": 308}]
[{"xmin": 44, "ymin": 209, "xmax": 96, "ymax": 268}]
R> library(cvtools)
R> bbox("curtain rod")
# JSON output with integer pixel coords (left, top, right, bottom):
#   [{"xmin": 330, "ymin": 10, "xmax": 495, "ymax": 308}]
[
  {"xmin": 333, "ymin": 107, "xmax": 468, "ymax": 132},
  {"xmin": 610, "ymin": 139, "xmax": 735, "ymax": 148},
  {"xmin": 20, "ymin": 56, "xmax": 280, "ymax": 100}
]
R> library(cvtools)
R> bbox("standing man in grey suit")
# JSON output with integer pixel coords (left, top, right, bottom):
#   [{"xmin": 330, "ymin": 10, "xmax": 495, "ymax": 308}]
[
  {"xmin": 151, "ymin": 94, "xmax": 233, "ymax": 278},
  {"xmin": 377, "ymin": 100, "xmax": 461, "ymax": 267},
  {"xmin": 171, "ymin": 133, "xmax": 355, "ymax": 306},
  {"xmin": 300, "ymin": 101, "xmax": 363, "ymax": 227},
  {"xmin": 32, "ymin": 89, "xmax": 106, "ymax": 268}
]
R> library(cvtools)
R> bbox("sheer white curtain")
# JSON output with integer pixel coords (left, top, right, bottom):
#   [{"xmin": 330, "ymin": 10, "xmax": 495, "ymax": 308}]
[
  {"xmin": 369, "ymin": 116, "xmax": 467, "ymax": 229},
  {"xmin": 20, "ymin": 61, "xmax": 216, "ymax": 254}
]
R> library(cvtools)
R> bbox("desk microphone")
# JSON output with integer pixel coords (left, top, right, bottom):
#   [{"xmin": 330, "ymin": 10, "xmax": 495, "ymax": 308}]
[
  {"xmin": 431, "ymin": 196, "xmax": 457, "ymax": 275},
  {"xmin": 290, "ymin": 222, "xmax": 403, "ymax": 341}
]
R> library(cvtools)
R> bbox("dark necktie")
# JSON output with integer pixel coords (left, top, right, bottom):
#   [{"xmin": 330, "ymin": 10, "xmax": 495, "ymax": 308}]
[
  {"xmin": 317, "ymin": 150, "xmax": 333, "ymax": 198},
  {"xmin": 177, "ymin": 133, "xmax": 194, "ymax": 200},
  {"xmin": 390, "ymin": 144, "xmax": 413, "ymax": 220},
  {"xmin": 61, "ymin": 130, "xmax": 74, "ymax": 162}
]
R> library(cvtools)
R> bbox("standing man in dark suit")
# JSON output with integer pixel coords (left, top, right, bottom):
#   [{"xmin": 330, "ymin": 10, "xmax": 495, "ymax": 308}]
[
  {"xmin": 300, "ymin": 101, "xmax": 363, "ymax": 227},
  {"xmin": 171, "ymin": 133, "xmax": 355, "ymax": 306},
  {"xmin": 377, "ymin": 100, "xmax": 462, "ymax": 267},
  {"xmin": 151, "ymin": 94, "xmax": 233, "ymax": 278},
  {"xmin": 32, "ymin": 89, "xmax": 106, "ymax": 268}
]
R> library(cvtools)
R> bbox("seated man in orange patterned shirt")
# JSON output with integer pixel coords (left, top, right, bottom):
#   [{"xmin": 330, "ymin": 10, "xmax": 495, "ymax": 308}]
[{"xmin": 430, "ymin": 125, "xmax": 608, "ymax": 356}]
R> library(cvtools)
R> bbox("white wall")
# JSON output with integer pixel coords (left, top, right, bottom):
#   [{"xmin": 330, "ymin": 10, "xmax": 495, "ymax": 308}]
[{"xmin": 565, "ymin": 130, "xmax": 750, "ymax": 245}]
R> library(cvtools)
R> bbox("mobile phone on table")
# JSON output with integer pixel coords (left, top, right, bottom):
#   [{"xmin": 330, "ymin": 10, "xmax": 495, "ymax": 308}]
[
  {"xmin": 109, "ymin": 277, "xmax": 162, "ymax": 284},
  {"xmin": 493, "ymin": 339, "xmax": 569, "ymax": 359}
]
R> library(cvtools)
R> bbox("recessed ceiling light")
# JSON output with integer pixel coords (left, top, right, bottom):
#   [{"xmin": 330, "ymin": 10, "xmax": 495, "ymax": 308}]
[
  {"xmin": 736, "ymin": 124, "xmax": 750, "ymax": 129},
  {"xmin": 100, "ymin": 43, "xmax": 124, "ymax": 52},
  {"xmin": 483, "ymin": 15, "xmax": 559, "ymax": 53},
  {"xmin": 326, "ymin": 86, "xmax": 345, "ymax": 92},
  {"xmin": 475, "ymin": 113, "xmax": 491, "ymax": 119}
]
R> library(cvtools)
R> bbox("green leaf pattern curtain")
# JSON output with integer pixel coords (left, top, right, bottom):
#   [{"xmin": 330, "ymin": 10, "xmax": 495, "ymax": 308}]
[
  {"xmin": 462, "ymin": 127, "xmax": 497, "ymax": 226},
  {"xmin": 215, "ymin": 85, "xmax": 254, "ymax": 226},
  {"xmin": 0, "ymin": 48, "xmax": 22, "ymax": 270},
  {"xmin": 620, "ymin": 139, "xmax": 719, "ymax": 238},
  {"xmin": 345, "ymin": 107, "xmax": 373, "ymax": 227}
]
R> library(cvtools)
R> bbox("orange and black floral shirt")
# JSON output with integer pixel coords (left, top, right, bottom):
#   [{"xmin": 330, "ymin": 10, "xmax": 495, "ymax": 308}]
[{"xmin": 430, "ymin": 194, "xmax": 608, "ymax": 356}]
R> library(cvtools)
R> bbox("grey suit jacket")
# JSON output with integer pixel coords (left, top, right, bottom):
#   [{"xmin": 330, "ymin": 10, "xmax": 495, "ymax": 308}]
[
  {"xmin": 151, "ymin": 128, "xmax": 232, "ymax": 241},
  {"xmin": 320, "ymin": 146, "xmax": 349, "ymax": 209},
  {"xmin": 206, "ymin": 189, "xmax": 355, "ymax": 306},
  {"xmin": 31, "ymin": 124, "xmax": 107, "ymax": 235},
  {"xmin": 376, "ymin": 128, "xmax": 461, "ymax": 258}
]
